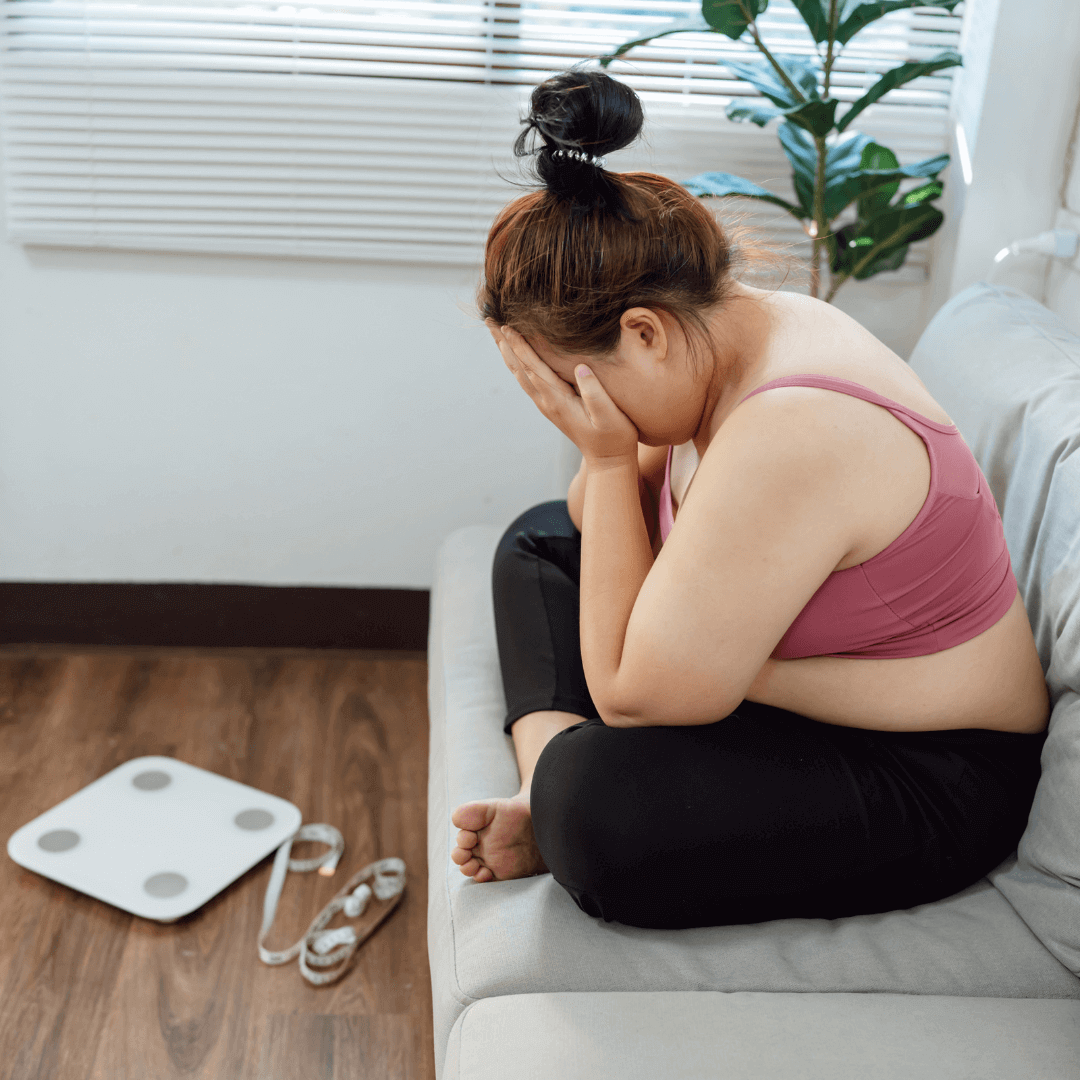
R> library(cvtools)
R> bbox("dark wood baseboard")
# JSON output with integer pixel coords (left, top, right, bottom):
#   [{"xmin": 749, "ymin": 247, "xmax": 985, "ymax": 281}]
[{"xmin": 0, "ymin": 583, "xmax": 430, "ymax": 651}]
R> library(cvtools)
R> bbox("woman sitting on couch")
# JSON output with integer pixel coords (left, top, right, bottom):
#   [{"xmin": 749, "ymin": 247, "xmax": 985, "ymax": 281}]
[{"xmin": 451, "ymin": 67, "xmax": 1050, "ymax": 930}]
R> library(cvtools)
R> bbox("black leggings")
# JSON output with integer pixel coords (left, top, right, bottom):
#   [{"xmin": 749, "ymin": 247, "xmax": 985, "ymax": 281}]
[{"xmin": 493, "ymin": 500, "xmax": 1048, "ymax": 930}]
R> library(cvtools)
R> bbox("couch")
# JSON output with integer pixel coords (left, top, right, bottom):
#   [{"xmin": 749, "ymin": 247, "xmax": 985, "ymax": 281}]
[{"xmin": 426, "ymin": 281, "xmax": 1080, "ymax": 1079}]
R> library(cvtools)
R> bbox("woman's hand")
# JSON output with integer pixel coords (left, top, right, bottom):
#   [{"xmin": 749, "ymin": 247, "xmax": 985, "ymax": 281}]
[{"xmin": 487, "ymin": 320, "xmax": 639, "ymax": 467}]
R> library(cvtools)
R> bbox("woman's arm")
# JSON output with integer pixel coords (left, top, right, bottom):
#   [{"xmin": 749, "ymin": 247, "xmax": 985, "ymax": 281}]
[
  {"xmin": 568, "ymin": 445, "xmax": 664, "ymax": 556},
  {"xmin": 567, "ymin": 455, "xmax": 586, "ymax": 530},
  {"xmin": 578, "ymin": 452, "xmax": 655, "ymax": 724}
]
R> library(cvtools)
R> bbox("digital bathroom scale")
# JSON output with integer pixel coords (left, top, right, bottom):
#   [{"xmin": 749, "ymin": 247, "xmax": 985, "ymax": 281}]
[{"xmin": 7, "ymin": 756, "xmax": 302, "ymax": 922}]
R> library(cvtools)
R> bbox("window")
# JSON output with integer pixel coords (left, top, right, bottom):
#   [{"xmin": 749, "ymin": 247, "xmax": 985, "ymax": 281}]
[{"xmin": 0, "ymin": 1, "xmax": 964, "ymax": 267}]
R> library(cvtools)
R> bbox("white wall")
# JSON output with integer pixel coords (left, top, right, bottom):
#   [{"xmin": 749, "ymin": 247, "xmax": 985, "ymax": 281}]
[
  {"xmin": 0, "ymin": 244, "xmax": 566, "ymax": 587},
  {"xmin": 931, "ymin": 0, "xmax": 1080, "ymax": 324}
]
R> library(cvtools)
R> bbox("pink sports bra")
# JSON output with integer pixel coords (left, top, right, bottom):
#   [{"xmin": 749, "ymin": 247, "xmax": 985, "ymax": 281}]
[{"xmin": 657, "ymin": 374, "xmax": 1018, "ymax": 660}]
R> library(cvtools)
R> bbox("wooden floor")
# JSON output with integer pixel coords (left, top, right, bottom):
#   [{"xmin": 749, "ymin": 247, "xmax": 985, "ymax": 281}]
[{"xmin": 0, "ymin": 645, "xmax": 434, "ymax": 1080}]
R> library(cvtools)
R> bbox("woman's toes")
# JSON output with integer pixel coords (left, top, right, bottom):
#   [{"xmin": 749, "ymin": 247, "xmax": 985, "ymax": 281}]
[
  {"xmin": 452, "ymin": 801, "xmax": 497, "ymax": 833},
  {"xmin": 450, "ymin": 796, "xmax": 545, "ymax": 881}
]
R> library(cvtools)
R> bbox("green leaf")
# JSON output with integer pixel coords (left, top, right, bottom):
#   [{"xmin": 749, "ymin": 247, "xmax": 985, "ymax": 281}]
[
  {"xmin": 854, "ymin": 242, "xmax": 910, "ymax": 278},
  {"xmin": 728, "ymin": 95, "xmax": 837, "ymax": 135},
  {"xmin": 782, "ymin": 97, "xmax": 839, "ymax": 137},
  {"xmin": 724, "ymin": 53, "xmax": 821, "ymax": 107},
  {"xmin": 726, "ymin": 100, "xmax": 785, "ymax": 126},
  {"xmin": 598, "ymin": 13, "xmax": 712, "ymax": 67},
  {"xmin": 778, "ymin": 127, "xmax": 932, "ymax": 222},
  {"xmin": 774, "ymin": 124, "xmax": 949, "ymax": 237},
  {"xmin": 702, "ymin": 0, "xmax": 769, "ymax": 40},
  {"xmin": 900, "ymin": 179, "xmax": 944, "ymax": 206},
  {"xmin": 823, "ymin": 130, "xmax": 877, "ymax": 179},
  {"xmin": 681, "ymin": 171, "xmax": 807, "ymax": 217},
  {"xmin": 777, "ymin": 121, "xmax": 819, "ymax": 216},
  {"xmin": 789, "ymin": 0, "xmax": 832, "ymax": 43},
  {"xmin": 832, "ymin": 202, "xmax": 944, "ymax": 280},
  {"xmin": 823, "ymin": 149, "xmax": 949, "ymax": 220},
  {"xmin": 860, "ymin": 143, "xmax": 900, "ymax": 170},
  {"xmin": 854, "ymin": 142, "xmax": 899, "ymax": 220},
  {"xmin": 834, "ymin": 1, "xmax": 963, "ymax": 47},
  {"xmin": 836, "ymin": 50, "xmax": 962, "ymax": 132}
]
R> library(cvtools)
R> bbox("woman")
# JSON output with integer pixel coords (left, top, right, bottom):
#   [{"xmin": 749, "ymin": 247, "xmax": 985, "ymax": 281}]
[{"xmin": 451, "ymin": 68, "xmax": 1050, "ymax": 930}]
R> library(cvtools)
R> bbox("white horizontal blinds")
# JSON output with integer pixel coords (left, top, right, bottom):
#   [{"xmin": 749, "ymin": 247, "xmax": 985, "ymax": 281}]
[
  {"xmin": 0, "ymin": 73, "xmax": 529, "ymax": 262},
  {"xmin": 0, "ymin": 1, "xmax": 531, "ymax": 262},
  {"xmin": 0, "ymin": 1, "xmax": 964, "ymax": 265}
]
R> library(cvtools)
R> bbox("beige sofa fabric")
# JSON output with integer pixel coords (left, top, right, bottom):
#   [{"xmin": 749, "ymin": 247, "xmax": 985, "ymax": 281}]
[
  {"xmin": 909, "ymin": 282, "xmax": 1080, "ymax": 977},
  {"xmin": 444, "ymin": 992, "xmax": 1080, "ymax": 1080}
]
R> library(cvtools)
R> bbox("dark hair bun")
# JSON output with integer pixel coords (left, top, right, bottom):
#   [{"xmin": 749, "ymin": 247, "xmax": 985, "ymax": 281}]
[{"xmin": 514, "ymin": 67, "xmax": 644, "ymax": 217}]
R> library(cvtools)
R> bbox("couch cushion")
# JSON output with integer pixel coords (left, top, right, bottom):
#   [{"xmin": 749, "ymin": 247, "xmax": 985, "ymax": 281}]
[
  {"xmin": 444, "ymin": 992, "xmax": 1080, "ymax": 1080},
  {"xmin": 908, "ymin": 281, "xmax": 1080, "ymax": 979},
  {"xmin": 427, "ymin": 523, "xmax": 1080, "ymax": 1076}
]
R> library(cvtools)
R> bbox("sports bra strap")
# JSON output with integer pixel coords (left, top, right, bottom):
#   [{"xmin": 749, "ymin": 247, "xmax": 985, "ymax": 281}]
[{"xmin": 738, "ymin": 374, "xmax": 957, "ymax": 433}]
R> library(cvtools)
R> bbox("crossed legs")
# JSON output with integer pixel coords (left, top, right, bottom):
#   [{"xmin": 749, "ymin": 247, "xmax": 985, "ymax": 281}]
[{"xmin": 446, "ymin": 501, "xmax": 1046, "ymax": 930}]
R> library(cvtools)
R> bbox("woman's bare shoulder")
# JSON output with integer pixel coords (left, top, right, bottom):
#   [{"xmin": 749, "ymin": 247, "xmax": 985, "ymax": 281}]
[{"xmin": 756, "ymin": 292, "xmax": 954, "ymax": 427}]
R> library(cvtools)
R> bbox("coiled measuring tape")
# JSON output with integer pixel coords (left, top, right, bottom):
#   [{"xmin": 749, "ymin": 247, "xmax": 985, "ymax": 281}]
[{"xmin": 258, "ymin": 823, "xmax": 406, "ymax": 986}]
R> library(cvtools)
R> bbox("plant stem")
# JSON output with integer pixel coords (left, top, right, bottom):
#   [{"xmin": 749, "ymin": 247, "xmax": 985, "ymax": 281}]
[
  {"xmin": 823, "ymin": 220, "xmax": 915, "ymax": 303},
  {"xmin": 740, "ymin": 4, "xmax": 807, "ymax": 103},
  {"xmin": 814, "ymin": 0, "xmax": 837, "ymax": 299},
  {"xmin": 823, "ymin": 270, "xmax": 848, "ymax": 303},
  {"xmin": 811, "ymin": 134, "xmax": 829, "ymax": 299},
  {"xmin": 823, "ymin": 0, "xmax": 838, "ymax": 97}
]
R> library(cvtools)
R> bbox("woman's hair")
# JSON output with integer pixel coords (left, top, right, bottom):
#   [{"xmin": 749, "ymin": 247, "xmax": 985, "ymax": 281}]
[{"xmin": 476, "ymin": 66, "xmax": 796, "ymax": 373}]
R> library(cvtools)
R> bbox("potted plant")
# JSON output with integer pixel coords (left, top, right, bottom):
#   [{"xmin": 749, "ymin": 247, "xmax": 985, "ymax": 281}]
[{"xmin": 599, "ymin": 0, "xmax": 963, "ymax": 302}]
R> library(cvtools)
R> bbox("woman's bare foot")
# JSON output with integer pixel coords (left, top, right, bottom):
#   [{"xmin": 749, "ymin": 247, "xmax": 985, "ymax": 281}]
[
  {"xmin": 451, "ymin": 791, "xmax": 547, "ymax": 882},
  {"xmin": 450, "ymin": 710, "xmax": 582, "ymax": 882}
]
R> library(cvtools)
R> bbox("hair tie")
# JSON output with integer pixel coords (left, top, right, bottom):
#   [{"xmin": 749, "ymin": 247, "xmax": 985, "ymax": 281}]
[{"xmin": 551, "ymin": 147, "xmax": 607, "ymax": 169}]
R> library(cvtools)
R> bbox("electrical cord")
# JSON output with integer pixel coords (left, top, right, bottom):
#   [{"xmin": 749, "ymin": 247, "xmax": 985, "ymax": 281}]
[{"xmin": 987, "ymin": 227, "xmax": 1079, "ymax": 284}]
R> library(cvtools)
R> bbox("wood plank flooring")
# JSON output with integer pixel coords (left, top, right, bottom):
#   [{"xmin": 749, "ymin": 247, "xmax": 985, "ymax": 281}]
[{"xmin": 0, "ymin": 645, "xmax": 434, "ymax": 1080}]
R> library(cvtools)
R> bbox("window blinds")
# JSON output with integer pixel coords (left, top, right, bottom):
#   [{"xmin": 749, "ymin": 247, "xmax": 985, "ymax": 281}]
[{"xmin": 0, "ymin": 0, "xmax": 964, "ymax": 266}]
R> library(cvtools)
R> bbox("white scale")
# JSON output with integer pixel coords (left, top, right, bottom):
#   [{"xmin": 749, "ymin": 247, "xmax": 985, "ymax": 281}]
[{"xmin": 6, "ymin": 756, "xmax": 302, "ymax": 922}]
